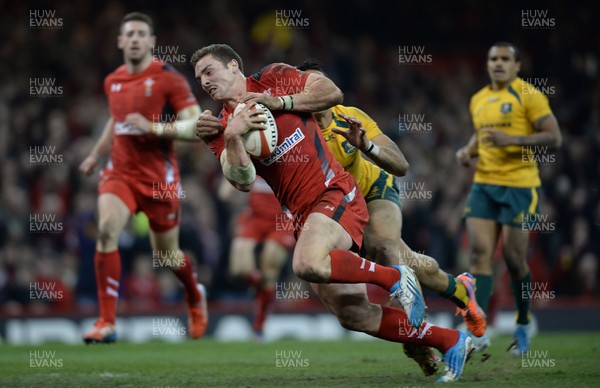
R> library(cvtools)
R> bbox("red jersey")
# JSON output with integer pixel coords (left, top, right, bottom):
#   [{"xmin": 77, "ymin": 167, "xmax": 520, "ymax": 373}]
[
  {"xmin": 104, "ymin": 60, "xmax": 197, "ymax": 183},
  {"xmin": 247, "ymin": 176, "xmax": 281, "ymax": 216},
  {"xmin": 208, "ymin": 63, "xmax": 357, "ymax": 223}
]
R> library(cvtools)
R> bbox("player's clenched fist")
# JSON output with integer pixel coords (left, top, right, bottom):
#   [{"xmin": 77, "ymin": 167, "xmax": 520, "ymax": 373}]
[
  {"xmin": 79, "ymin": 155, "xmax": 98, "ymax": 176},
  {"xmin": 455, "ymin": 147, "xmax": 472, "ymax": 167},
  {"xmin": 195, "ymin": 110, "xmax": 223, "ymax": 139}
]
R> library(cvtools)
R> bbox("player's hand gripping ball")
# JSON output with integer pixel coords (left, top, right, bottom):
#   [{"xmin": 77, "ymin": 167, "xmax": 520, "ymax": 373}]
[{"xmin": 234, "ymin": 102, "xmax": 278, "ymax": 159}]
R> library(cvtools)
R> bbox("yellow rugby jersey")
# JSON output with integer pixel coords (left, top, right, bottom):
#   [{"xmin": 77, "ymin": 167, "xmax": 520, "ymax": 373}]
[
  {"xmin": 470, "ymin": 77, "xmax": 553, "ymax": 187},
  {"xmin": 321, "ymin": 105, "xmax": 383, "ymax": 195}
]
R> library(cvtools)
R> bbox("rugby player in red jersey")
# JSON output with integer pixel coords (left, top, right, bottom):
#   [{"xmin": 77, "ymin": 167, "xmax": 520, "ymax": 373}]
[
  {"xmin": 79, "ymin": 12, "xmax": 207, "ymax": 343},
  {"xmin": 219, "ymin": 176, "xmax": 295, "ymax": 338},
  {"xmin": 192, "ymin": 44, "xmax": 472, "ymax": 382}
]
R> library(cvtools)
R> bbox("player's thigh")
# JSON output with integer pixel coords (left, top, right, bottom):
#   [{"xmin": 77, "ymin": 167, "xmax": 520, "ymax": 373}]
[
  {"xmin": 293, "ymin": 212, "xmax": 353, "ymax": 267},
  {"xmin": 364, "ymin": 199, "xmax": 402, "ymax": 265},
  {"xmin": 149, "ymin": 224, "xmax": 180, "ymax": 252},
  {"xmin": 229, "ymin": 238, "xmax": 258, "ymax": 276},
  {"xmin": 97, "ymin": 193, "xmax": 131, "ymax": 239}
]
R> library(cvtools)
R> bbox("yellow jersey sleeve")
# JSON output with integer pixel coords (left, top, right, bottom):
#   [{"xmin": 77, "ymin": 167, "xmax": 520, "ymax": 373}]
[
  {"xmin": 523, "ymin": 86, "xmax": 552, "ymax": 124},
  {"xmin": 323, "ymin": 105, "xmax": 385, "ymax": 197},
  {"xmin": 350, "ymin": 107, "xmax": 383, "ymax": 140}
]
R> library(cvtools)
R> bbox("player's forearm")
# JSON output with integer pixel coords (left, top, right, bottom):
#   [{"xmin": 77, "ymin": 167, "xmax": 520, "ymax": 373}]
[
  {"xmin": 512, "ymin": 132, "xmax": 561, "ymax": 148},
  {"xmin": 281, "ymin": 78, "xmax": 343, "ymax": 112},
  {"xmin": 364, "ymin": 143, "xmax": 409, "ymax": 177},
  {"xmin": 465, "ymin": 134, "xmax": 478, "ymax": 157},
  {"xmin": 222, "ymin": 134, "xmax": 255, "ymax": 191},
  {"xmin": 90, "ymin": 118, "xmax": 114, "ymax": 157},
  {"xmin": 152, "ymin": 106, "xmax": 201, "ymax": 141}
]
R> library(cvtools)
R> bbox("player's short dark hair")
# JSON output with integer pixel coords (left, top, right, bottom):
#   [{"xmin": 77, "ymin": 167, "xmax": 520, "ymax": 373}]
[
  {"xmin": 120, "ymin": 12, "xmax": 154, "ymax": 35},
  {"xmin": 296, "ymin": 58, "xmax": 325, "ymax": 73},
  {"xmin": 190, "ymin": 44, "xmax": 244, "ymax": 73},
  {"xmin": 490, "ymin": 41, "xmax": 521, "ymax": 62}
]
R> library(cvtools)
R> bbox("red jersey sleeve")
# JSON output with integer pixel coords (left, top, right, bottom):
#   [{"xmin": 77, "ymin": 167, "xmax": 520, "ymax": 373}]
[
  {"xmin": 103, "ymin": 74, "xmax": 111, "ymax": 98},
  {"xmin": 252, "ymin": 63, "xmax": 309, "ymax": 95},
  {"xmin": 164, "ymin": 70, "xmax": 198, "ymax": 112}
]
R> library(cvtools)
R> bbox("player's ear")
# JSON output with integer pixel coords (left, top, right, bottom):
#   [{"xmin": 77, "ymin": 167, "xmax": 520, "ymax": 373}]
[
  {"xmin": 117, "ymin": 34, "xmax": 124, "ymax": 49},
  {"xmin": 150, "ymin": 35, "xmax": 156, "ymax": 48},
  {"xmin": 229, "ymin": 59, "xmax": 239, "ymax": 73},
  {"xmin": 515, "ymin": 61, "xmax": 521, "ymax": 73}
]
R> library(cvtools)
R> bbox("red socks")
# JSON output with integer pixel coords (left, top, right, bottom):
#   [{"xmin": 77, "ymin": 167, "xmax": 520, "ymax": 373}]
[
  {"xmin": 329, "ymin": 250, "xmax": 400, "ymax": 290},
  {"xmin": 376, "ymin": 305, "xmax": 459, "ymax": 352},
  {"xmin": 171, "ymin": 254, "xmax": 201, "ymax": 306},
  {"xmin": 253, "ymin": 286, "xmax": 275, "ymax": 333},
  {"xmin": 94, "ymin": 250, "xmax": 121, "ymax": 325}
]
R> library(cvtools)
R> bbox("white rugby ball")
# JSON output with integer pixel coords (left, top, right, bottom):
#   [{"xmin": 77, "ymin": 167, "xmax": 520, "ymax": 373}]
[{"xmin": 233, "ymin": 102, "xmax": 278, "ymax": 159}]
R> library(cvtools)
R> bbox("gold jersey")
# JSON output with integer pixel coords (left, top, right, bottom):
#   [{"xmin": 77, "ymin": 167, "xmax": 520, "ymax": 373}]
[
  {"xmin": 321, "ymin": 105, "xmax": 383, "ymax": 195},
  {"xmin": 470, "ymin": 77, "xmax": 553, "ymax": 187}
]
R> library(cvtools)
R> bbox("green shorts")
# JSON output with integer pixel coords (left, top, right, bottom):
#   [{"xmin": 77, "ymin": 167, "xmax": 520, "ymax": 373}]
[
  {"xmin": 364, "ymin": 170, "xmax": 401, "ymax": 208},
  {"xmin": 464, "ymin": 183, "xmax": 541, "ymax": 227}
]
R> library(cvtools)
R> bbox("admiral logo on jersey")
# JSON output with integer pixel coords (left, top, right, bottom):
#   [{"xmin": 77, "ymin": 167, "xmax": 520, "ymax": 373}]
[{"xmin": 260, "ymin": 127, "xmax": 304, "ymax": 165}]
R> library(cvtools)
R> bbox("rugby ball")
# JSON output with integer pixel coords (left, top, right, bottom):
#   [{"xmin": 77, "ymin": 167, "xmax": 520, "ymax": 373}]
[{"xmin": 233, "ymin": 102, "xmax": 278, "ymax": 159}]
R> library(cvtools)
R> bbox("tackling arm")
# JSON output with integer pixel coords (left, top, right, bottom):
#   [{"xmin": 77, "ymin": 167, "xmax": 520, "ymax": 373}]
[
  {"xmin": 282, "ymin": 73, "xmax": 343, "ymax": 112},
  {"xmin": 242, "ymin": 72, "xmax": 343, "ymax": 113},
  {"xmin": 363, "ymin": 134, "xmax": 409, "ymax": 177}
]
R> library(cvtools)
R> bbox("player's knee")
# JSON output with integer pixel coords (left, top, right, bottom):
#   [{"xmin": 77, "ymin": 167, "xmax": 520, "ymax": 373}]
[
  {"xmin": 97, "ymin": 219, "xmax": 120, "ymax": 247},
  {"xmin": 228, "ymin": 264, "xmax": 251, "ymax": 279},
  {"xmin": 504, "ymin": 254, "xmax": 528, "ymax": 278},
  {"xmin": 470, "ymin": 242, "xmax": 492, "ymax": 267},
  {"xmin": 335, "ymin": 305, "xmax": 369, "ymax": 332},
  {"xmin": 292, "ymin": 256, "xmax": 326, "ymax": 283},
  {"xmin": 367, "ymin": 238, "xmax": 398, "ymax": 266}
]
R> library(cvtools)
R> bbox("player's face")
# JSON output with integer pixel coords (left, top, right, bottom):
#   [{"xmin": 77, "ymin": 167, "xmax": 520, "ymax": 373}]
[
  {"xmin": 487, "ymin": 46, "xmax": 520, "ymax": 84},
  {"xmin": 118, "ymin": 21, "xmax": 155, "ymax": 63},
  {"xmin": 195, "ymin": 55, "xmax": 238, "ymax": 101}
]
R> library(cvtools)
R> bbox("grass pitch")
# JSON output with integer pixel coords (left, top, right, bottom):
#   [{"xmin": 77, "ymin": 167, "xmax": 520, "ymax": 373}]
[{"xmin": 1, "ymin": 333, "xmax": 599, "ymax": 387}]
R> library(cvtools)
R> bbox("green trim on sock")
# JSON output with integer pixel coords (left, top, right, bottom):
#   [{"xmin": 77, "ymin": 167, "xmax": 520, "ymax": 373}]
[
  {"xmin": 473, "ymin": 274, "xmax": 493, "ymax": 313},
  {"xmin": 511, "ymin": 272, "xmax": 532, "ymax": 325},
  {"xmin": 440, "ymin": 273, "xmax": 457, "ymax": 298}
]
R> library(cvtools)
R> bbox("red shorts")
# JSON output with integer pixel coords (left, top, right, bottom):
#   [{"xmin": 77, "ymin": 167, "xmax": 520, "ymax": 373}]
[
  {"xmin": 297, "ymin": 179, "xmax": 369, "ymax": 253},
  {"xmin": 235, "ymin": 210, "xmax": 296, "ymax": 251},
  {"xmin": 98, "ymin": 170, "xmax": 181, "ymax": 233}
]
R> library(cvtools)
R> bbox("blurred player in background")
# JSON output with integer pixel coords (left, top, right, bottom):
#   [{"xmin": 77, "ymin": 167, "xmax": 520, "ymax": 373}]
[
  {"xmin": 456, "ymin": 42, "xmax": 561, "ymax": 354},
  {"xmin": 193, "ymin": 44, "xmax": 472, "ymax": 383},
  {"xmin": 78, "ymin": 12, "xmax": 207, "ymax": 343},
  {"xmin": 218, "ymin": 176, "xmax": 295, "ymax": 338},
  {"xmin": 296, "ymin": 60, "xmax": 485, "ymax": 375}
]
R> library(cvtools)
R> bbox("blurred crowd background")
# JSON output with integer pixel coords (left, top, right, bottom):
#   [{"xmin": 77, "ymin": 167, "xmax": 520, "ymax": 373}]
[{"xmin": 1, "ymin": 0, "xmax": 598, "ymax": 317}]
